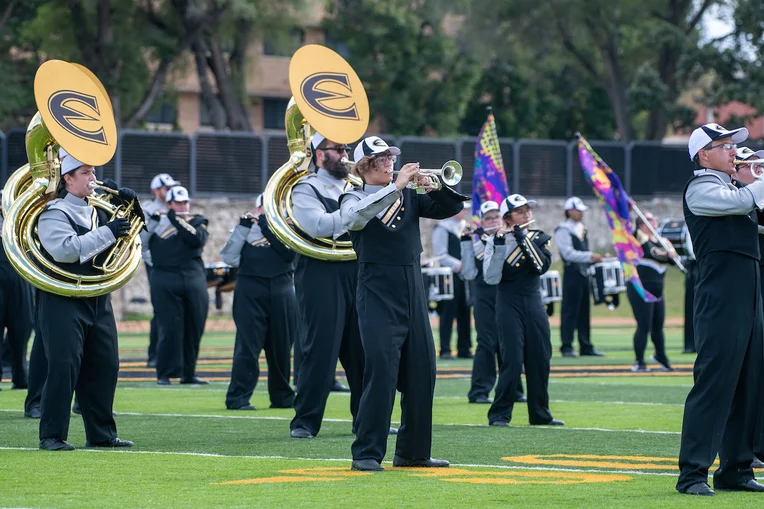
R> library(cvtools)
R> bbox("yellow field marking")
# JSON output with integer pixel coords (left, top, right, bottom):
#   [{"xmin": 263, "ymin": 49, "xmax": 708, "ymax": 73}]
[
  {"xmin": 213, "ymin": 467, "xmax": 371, "ymax": 485},
  {"xmin": 503, "ymin": 454, "xmax": 720, "ymax": 471},
  {"xmin": 216, "ymin": 476, "xmax": 344, "ymax": 484}
]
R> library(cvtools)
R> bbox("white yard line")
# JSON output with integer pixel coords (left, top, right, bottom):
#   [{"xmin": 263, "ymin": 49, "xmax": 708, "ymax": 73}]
[{"xmin": 0, "ymin": 446, "xmax": 677, "ymax": 476}]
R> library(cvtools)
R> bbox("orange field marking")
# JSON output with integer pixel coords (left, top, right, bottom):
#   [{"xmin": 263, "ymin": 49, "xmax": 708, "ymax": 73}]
[{"xmin": 503, "ymin": 454, "xmax": 720, "ymax": 471}]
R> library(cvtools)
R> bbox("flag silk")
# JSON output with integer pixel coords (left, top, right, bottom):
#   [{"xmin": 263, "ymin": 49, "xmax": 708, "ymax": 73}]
[
  {"xmin": 577, "ymin": 134, "xmax": 658, "ymax": 303},
  {"xmin": 472, "ymin": 113, "xmax": 510, "ymax": 224}
]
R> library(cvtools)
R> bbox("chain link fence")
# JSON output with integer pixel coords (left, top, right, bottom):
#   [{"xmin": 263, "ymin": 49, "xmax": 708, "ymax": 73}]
[{"xmin": 0, "ymin": 128, "xmax": 697, "ymax": 199}]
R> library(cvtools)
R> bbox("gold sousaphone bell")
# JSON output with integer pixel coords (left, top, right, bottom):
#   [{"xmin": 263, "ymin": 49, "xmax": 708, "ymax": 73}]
[{"xmin": 1, "ymin": 60, "xmax": 144, "ymax": 297}]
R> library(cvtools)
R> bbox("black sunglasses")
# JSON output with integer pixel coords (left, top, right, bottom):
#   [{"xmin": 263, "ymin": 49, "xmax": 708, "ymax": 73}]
[{"xmin": 317, "ymin": 146, "xmax": 351, "ymax": 153}]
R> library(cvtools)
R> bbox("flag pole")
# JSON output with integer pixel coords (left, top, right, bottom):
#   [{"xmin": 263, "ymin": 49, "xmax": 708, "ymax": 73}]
[{"xmin": 629, "ymin": 200, "xmax": 687, "ymax": 274}]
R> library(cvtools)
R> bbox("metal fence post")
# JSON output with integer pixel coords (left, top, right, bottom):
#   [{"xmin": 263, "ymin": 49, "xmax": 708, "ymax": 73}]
[
  {"xmin": 189, "ymin": 133, "xmax": 198, "ymax": 197},
  {"xmin": 566, "ymin": 140, "xmax": 575, "ymax": 198},
  {"xmin": 512, "ymin": 141, "xmax": 520, "ymax": 192},
  {"xmin": 625, "ymin": 142, "xmax": 633, "ymax": 195},
  {"xmin": 0, "ymin": 130, "xmax": 7, "ymax": 186}
]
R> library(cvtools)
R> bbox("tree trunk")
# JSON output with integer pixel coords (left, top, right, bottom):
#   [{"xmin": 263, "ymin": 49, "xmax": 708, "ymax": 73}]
[
  {"xmin": 206, "ymin": 37, "xmax": 252, "ymax": 131},
  {"xmin": 599, "ymin": 40, "xmax": 634, "ymax": 141},
  {"xmin": 0, "ymin": 0, "xmax": 18, "ymax": 34},
  {"xmin": 193, "ymin": 39, "xmax": 227, "ymax": 131}
]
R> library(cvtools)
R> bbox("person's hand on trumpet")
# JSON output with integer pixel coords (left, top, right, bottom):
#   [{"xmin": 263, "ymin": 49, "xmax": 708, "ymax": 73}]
[{"xmin": 394, "ymin": 162, "xmax": 420, "ymax": 191}]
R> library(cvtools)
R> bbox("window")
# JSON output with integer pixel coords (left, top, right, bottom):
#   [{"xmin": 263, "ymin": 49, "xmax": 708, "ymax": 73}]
[
  {"xmin": 200, "ymin": 99, "xmax": 227, "ymax": 127},
  {"xmin": 146, "ymin": 100, "xmax": 177, "ymax": 125},
  {"xmin": 263, "ymin": 28, "xmax": 305, "ymax": 57},
  {"xmin": 324, "ymin": 33, "xmax": 350, "ymax": 58},
  {"xmin": 263, "ymin": 98, "xmax": 290, "ymax": 130}
]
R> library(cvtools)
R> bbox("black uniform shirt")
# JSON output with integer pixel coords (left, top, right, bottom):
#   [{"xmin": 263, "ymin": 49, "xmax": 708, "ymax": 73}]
[
  {"xmin": 220, "ymin": 215, "xmax": 295, "ymax": 277},
  {"xmin": 483, "ymin": 229, "xmax": 553, "ymax": 294},
  {"xmin": 147, "ymin": 212, "xmax": 208, "ymax": 271}
]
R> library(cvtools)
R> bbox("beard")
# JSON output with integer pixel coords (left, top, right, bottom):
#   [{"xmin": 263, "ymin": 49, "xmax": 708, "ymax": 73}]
[{"xmin": 322, "ymin": 156, "xmax": 349, "ymax": 180}]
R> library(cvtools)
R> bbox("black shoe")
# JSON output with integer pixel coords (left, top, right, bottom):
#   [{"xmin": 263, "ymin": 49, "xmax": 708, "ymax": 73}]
[
  {"xmin": 679, "ymin": 482, "xmax": 714, "ymax": 496},
  {"xmin": 457, "ymin": 352, "xmax": 474, "ymax": 359},
  {"xmin": 352, "ymin": 459, "xmax": 384, "ymax": 471},
  {"xmin": 180, "ymin": 376, "xmax": 208, "ymax": 385},
  {"xmin": 545, "ymin": 419, "xmax": 565, "ymax": 426},
  {"xmin": 580, "ymin": 349, "xmax": 605, "ymax": 357},
  {"xmin": 24, "ymin": 407, "xmax": 41, "ymax": 419},
  {"xmin": 753, "ymin": 458, "xmax": 764, "ymax": 469},
  {"xmin": 470, "ymin": 396, "xmax": 492, "ymax": 404},
  {"xmin": 515, "ymin": 394, "xmax": 527, "ymax": 403},
  {"xmin": 290, "ymin": 427, "xmax": 314, "ymax": 439},
  {"xmin": 489, "ymin": 420, "xmax": 510, "ymax": 427},
  {"xmin": 440, "ymin": 352, "xmax": 454, "ymax": 360},
  {"xmin": 650, "ymin": 354, "xmax": 674, "ymax": 372},
  {"xmin": 392, "ymin": 455, "xmax": 449, "ymax": 468},
  {"xmin": 389, "ymin": 427, "xmax": 398, "ymax": 435},
  {"xmin": 715, "ymin": 479, "xmax": 764, "ymax": 492},
  {"xmin": 561, "ymin": 350, "xmax": 577, "ymax": 358},
  {"xmin": 146, "ymin": 359, "xmax": 157, "ymax": 368},
  {"xmin": 631, "ymin": 362, "xmax": 650, "ymax": 373},
  {"xmin": 72, "ymin": 402, "xmax": 81, "ymax": 415},
  {"xmin": 157, "ymin": 378, "xmax": 171, "ymax": 386},
  {"xmin": 330, "ymin": 380, "xmax": 350, "ymax": 392},
  {"xmin": 86, "ymin": 437, "xmax": 134, "ymax": 448},
  {"xmin": 11, "ymin": 382, "xmax": 28, "ymax": 390},
  {"xmin": 228, "ymin": 404, "xmax": 256, "ymax": 411},
  {"xmin": 39, "ymin": 438, "xmax": 75, "ymax": 451}
]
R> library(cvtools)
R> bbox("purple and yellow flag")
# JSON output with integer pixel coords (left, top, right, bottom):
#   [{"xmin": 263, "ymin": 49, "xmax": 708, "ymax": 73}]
[
  {"xmin": 577, "ymin": 134, "xmax": 658, "ymax": 302},
  {"xmin": 472, "ymin": 112, "xmax": 510, "ymax": 224}
]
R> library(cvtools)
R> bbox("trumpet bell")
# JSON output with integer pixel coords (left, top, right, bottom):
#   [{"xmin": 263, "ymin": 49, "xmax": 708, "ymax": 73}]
[{"xmin": 440, "ymin": 160, "xmax": 463, "ymax": 187}]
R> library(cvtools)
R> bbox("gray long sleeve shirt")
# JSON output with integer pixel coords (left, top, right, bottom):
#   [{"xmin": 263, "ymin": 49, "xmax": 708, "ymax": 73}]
[
  {"xmin": 340, "ymin": 183, "xmax": 402, "ymax": 231},
  {"xmin": 685, "ymin": 169, "xmax": 764, "ymax": 216},
  {"xmin": 38, "ymin": 192, "xmax": 116, "ymax": 264},
  {"xmin": 220, "ymin": 223, "xmax": 265, "ymax": 267},
  {"xmin": 553, "ymin": 219, "xmax": 593, "ymax": 264},
  {"xmin": 140, "ymin": 198, "xmax": 167, "ymax": 266},
  {"xmin": 432, "ymin": 217, "xmax": 463, "ymax": 271},
  {"xmin": 482, "ymin": 232, "xmax": 526, "ymax": 285},
  {"xmin": 460, "ymin": 238, "xmax": 485, "ymax": 281},
  {"xmin": 291, "ymin": 168, "xmax": 349, "ymax": 239}
]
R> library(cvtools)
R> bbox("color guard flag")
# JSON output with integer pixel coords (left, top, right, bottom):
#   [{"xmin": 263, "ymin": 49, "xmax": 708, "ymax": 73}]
[{"xmin": 472, "ymin": 111, "xmax": 510, "ymax": 225}]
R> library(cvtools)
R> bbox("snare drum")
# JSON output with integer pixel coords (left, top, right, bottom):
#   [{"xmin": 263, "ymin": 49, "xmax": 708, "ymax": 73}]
[
  {"xmin": 657, "ymin": 219, "xmax": 694, "ymax": 259},
  {"xmin": 587, "ymin": 258, "xmax": 626, "ymax": 309},
  {"xmin": 540, "ymin": 270, "xmax": 562, "ymax": 305},
  {"xmin": 421, "ymin": 267, "xmax": 454, "ymax": 302}
]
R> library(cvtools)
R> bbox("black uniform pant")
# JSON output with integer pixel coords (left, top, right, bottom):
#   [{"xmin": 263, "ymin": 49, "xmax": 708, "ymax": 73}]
[
  {"xmin": 560, "ymin": 270, "xmax": 594, "ymax": 354},
  {"xmin": 0, "ymin": 263, "xmax": 34, "ymax": 386},
  {"xmin": 145, "ymin": 263, "xmax": 158, "ymax": 362},
  {"xmin": 683, "ymin": 260, "xmax": 697, "ymax": 352},
  {"xmin": 291, "ymin": 259, "xmax": 364, "ymax": 436},
  {"xmin": 626, "ymin": 280, "xmax": 667, "ymax": 364},
  {"xmin": 677, "ymin": 253, "xmax": 763, "ymax": 490},
  {"xmin": 352, "ymin": 263, "xmax": 436, "ymax": 462},
  {"xmin": 489, "ymin": 287, "xmax": 553, "ymax": 425},
  {"xmin": 226, "ymin": 274, "xmax": 296, "ymax": 409},
  {"xmin": 24, "ymin": 326, "xmax": 45, "ymax": 413},
  {"xmin": 151, "ymin": 268, "xmax": 208, "ymax": 380},
  {"xmin": 37, "ymin": 291, "xmax": 118, "ymax": 443},
  {"xmin": 755, "ymin": 267, "xmax": 764, "ymax": 461},
  {"xmin": 439, "ymin": 276, "xmax": 471, "ymax": 356}
]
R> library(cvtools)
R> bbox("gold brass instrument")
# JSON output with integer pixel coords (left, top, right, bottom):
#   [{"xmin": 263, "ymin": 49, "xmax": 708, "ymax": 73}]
[
  {"xmin": 394, "ymin": 160, "xmax": 463, "ymax": 193},
  {"xmin": 734, "ymin": 158, "xmax": 764, "ymax": 179},
  {"xmin": 1, "ymin": 61, "xmax": 143, "ymax": 297},
  {"xmin": 262, "ymin": 45, "xmax": 370, "ymax": 261}
]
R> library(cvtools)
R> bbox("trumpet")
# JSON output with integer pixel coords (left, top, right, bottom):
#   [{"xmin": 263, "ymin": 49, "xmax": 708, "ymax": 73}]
[
  {"xmin": 734, "ymin": 158, "xmax": 764, "ymax": 179},
  {"xmin": 395, "ymin": 160, "xmax": 463, "ymax": 194}
]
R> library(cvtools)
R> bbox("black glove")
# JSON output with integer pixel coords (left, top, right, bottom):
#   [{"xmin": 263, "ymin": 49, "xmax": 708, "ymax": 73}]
[
  {"xmin": 118, "ymin": 187, "xmax": 137, "ymax": 202},
  {"xmin": 460, "ymin": 233, "xmax": 472, "ymax": 241},
  {"xmin": 494, "ymin": 233, "xmax": 506, "ymax": 246},
  {"xmin": 106, "ymin": 217, "xmax": 130, "ymax": 238},
  {"xmin": 513, "ymin": 226, "xmax": 526, "ymax": 243},
  {"xmin": 101, "ymin": 179, "xmax": 119, "ymax": 192},
  {"xmin": 239, "ymin": 215, "xmax": 253, "ymax": 228},
  {"xmin": 150, "ymin": 213, "xmax": 161, "ymax": 222},
  {"xmin": 474, "ymin": 227, "xmax": 485, "ymax": 237},
  {"xmin": 257, "ymin": 214, "xmax": 269, "ymax": 229},
  {"xmin": 167, "ymin": 208, "xmax": 176, "ymax": 221}
]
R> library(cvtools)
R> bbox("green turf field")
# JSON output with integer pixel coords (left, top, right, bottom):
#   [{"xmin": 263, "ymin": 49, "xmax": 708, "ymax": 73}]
[{"xmin": 1, "ymin": 326, "xmax": 756, "ymax": 508}]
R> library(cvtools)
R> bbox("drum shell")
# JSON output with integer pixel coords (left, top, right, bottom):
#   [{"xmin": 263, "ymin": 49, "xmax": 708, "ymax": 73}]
[
  {"xmin": 421, "ymin": 266, "xmax": 454, "ymax": 302},
  {"xmin": 540, "ymin": 269, "xmax": 562, "ymax": 304}
]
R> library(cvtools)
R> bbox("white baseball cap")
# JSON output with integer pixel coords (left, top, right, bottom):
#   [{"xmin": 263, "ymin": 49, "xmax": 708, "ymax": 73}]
[
  {"xmin": 255, "ymin": 194, "xmax": 263, "ymax": 208},
  {"xmin": 166, "ymin": 185, "xmax": 190, "ymax": 203},
  {"xmin": 311, "ymin": 132, "xmax": 326, "ymax": 151},
  {"xmin": 735, "ymin": 146, "xmax": 764, "ymax": 162},
  {"xmin": 564, "ymin": 196, "xmax": 589, "ymax": 212},
  {"xmin": 58, "ymin": 148, "xmax": 86, "ymax": 175},
  {"xmin": 151, "ymin": 173, "xmax": 181, "ymax": 190},
  {"xmin": 479, "ymin": 200, "xmax": 500, "ymax": 216},
  {"xmin": 353, "ymin": 136, "xmax": 401, "ymax": 163},
  {"xmin": 500, "ymin": 194, "xmax": 536, "ymax": 217},
  {"xmin": 688, "ymin": 123, "xmax": 748, "ymax": 161}
]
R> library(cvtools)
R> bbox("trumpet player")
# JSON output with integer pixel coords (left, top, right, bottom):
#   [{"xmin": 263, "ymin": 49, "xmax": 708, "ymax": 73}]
[
  {"xmin": 36, "ymin": 148, "xmax": 137, "ymax": 451},
  {"xmin": 146, "ymin": 186, "xmax": 209, "ymax": 386},
  {"xmin": 289, "ymin": 132, "xmax": 364, "ymax": 439},
  {"xmin": 339, "ymin": 137, "xmax": 464, "ymax": 472},
  {"xmin": 141, "ymin": 173, "xmax": 181, "ymax": 368},
  {"xmin": 482, "ymin": 195, "xmax": 563, "ymax": 428},
  {"xmin": 221, "ymin": 194, "xmax": 297, "ymax": 411}
]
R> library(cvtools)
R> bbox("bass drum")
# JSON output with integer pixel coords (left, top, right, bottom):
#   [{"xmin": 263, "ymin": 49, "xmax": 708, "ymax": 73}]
[{"xmin": 657, "ymin": 218, "xmax": 694, "ymax": 260}]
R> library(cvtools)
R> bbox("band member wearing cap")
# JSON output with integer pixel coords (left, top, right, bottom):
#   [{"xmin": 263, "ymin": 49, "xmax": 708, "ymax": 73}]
[
  {"xmin": 483, "ymin": 195, "xmax": 563, "ymax": 428},
  {"xmin": 627, "ymin": 212, "xmax": 678, "ymax": 373},
  {"xmin": 0, "ymin": 192, "xmax": 34, "ymax": 389},
  {"xmin": 460, "ymin": 200, "xmax": 524, "ymax": 404},
  {"xmin": 141, "ymin": 173, "xmax": 181, "ymax": 368},
  {"xmin": 289, "ymin": 132, "xmax": 364, "ymax": 439},
  {"xmin": 146, "ymin": 185, "xmax": 209, "ymax": 386},
  {"xmin": 221, "ymin": 194, "xmax": 296, "ymax": 410},
  {"xmin": 432, "ymin": 204, "xmax": 473, "ymax": 359},
  {"xmin": 554, "ymin": 197, "xmax": 605, "ymax": 357},
  {"xmin": 35, "ymin": 148, "xmax": 137, "ymax": 451},
  {"xmin": 340, "ymin": 136, "xmax": 462, "ymax": 472},
  {"xmin": 676, "ymin": 124, "xmax": 764, "ymax": 495},
  {"xmin": 730, "ymin": 146, "xmax": 764, "ymax": 470}
]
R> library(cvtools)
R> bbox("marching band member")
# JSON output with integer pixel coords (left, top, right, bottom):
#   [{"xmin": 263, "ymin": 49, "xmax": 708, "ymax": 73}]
[
  {"xmin": 554, "ymin": 197, "xmax": 605, "ymax": 357},
  {"xmin": 289, "ymin": 132, "xmax": 364, "ymax": 439},
  {"xmin": 483, "ymin": 195, "xmax": 563, "ymax": 428},
  {"xmin": 221, "ymin": 194, "xmax": 296, "ymax": 410},
  {"xmin": 146, "ymin": 186, "xmax": 209, "ymax": 386},
  {"xmin": 0, "ymin": 191, "xmax": 34, "ymax": 389},
  {"xmin": 36, "ymin": 149, "xmax": 136, "ymax": 450},
  {"xmin": 460, "ymin": 201, "xmax": 525, "ymax": 404},
  {"xmin": 340, "ymin": 136, "xmax": 462, "ymax": 472},
  {"xmin": 627, "ymin": 212, "xmax": 677, "ymax": 372},
  {"xmin": 676, "ymin": 124, "xmax": 764, "ymax": 495},
  {"xmin": 141, "ymin": 173, "xmax": 181, "ymax": 368},
  {"xmin": 432, "ymin": 204, "xmax": 472, "ymax": 359}
]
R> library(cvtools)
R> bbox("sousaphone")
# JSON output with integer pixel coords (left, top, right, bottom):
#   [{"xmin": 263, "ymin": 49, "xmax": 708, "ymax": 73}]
[{"xmin": 262, "ymin": 44, "xmax": 369, "ymax": 261}]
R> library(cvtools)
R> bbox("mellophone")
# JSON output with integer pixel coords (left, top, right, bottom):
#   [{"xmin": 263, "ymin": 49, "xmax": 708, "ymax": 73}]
[{"xmin": 205, "ymin": 262, "xmax": 238, "ymax": 310}]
